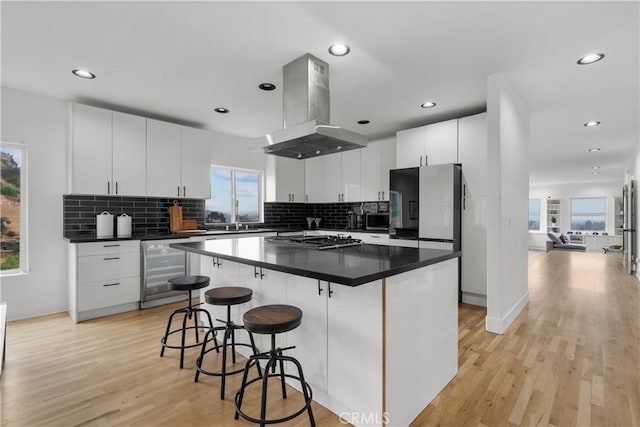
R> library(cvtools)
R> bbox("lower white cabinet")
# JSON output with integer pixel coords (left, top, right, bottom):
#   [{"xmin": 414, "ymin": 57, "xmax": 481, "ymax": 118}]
[
  {"xmin": 68, "ymin": 240, "xmax": 141, "ymax": 322},
  {"xmin": 583, "ymin": 235, "xmax": 622, "ymax": 252}
]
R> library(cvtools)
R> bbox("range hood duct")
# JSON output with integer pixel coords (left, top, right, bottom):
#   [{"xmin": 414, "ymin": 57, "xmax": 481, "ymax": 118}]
[{"xmin": 251, "ymin": 53, "xmax": 367, "ymax": 160}]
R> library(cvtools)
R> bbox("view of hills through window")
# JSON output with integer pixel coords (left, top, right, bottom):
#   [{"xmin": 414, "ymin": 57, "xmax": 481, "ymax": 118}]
[
  {"xmin": 571, "ymin": 197, "xmax": 606, "ymax": 231},
  {"xmin": 205, "ymin": 166, "xmax": 260, "ymax": 223},
  {"xmin": 1, "ymin": 146, "xmax": 21, "ymax": 270}
]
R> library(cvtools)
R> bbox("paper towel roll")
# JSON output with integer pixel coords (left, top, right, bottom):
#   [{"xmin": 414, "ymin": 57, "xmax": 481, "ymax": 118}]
[
  {"xmin": 96, "ymin": 211, "xmax": 114, "ymax": 238},
  {"xmin": 117, "ymin": 213, "xmax": 132, "ymax": 238}
]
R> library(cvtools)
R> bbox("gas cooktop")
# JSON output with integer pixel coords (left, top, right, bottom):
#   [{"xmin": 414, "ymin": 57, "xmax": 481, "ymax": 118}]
[{"xmin": 265, "ymin": 235, "xmax": 363, "ymax": 250}]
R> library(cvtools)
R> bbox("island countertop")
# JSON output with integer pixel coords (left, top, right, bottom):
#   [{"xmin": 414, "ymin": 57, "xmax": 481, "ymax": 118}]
[{"xmin": 171, "ymin": 236, "xmax": 460, "ymax": 286}]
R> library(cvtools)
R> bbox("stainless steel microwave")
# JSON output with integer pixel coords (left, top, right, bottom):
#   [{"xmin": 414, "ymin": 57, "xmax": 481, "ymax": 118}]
[{"xmin": 365, "ymin": 213, "xmax": 390, "ymax": 230}]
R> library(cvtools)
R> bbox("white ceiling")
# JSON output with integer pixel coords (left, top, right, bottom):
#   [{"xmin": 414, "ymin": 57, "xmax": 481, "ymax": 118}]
[{"xmin": 2, "ymin": 1, "xmax": 638, "ymax": 186}]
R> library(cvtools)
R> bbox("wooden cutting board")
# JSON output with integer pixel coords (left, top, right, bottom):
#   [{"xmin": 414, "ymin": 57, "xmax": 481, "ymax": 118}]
[{"xmin": 169, "ymin": 200, "xmax": 183, "ymax": 233}]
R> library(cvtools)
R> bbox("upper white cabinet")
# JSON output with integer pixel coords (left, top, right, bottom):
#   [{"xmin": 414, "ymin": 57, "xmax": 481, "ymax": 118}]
[
  {"xmin": 146, "ymin": 119, "xmax": 211, "ymax": 199},
  {"xmin": 180, "ymin": 126, "xmax": 212, "ymax": 199},
  {"xmin": 265, "ymin": 156, "xmax": 305, "ymax": 202},
  {"xmin": 69, "ymin": 104, "xmax": 146, "ymax": 196},
  {"xmin": 304, "ymin": 151, "xmax": 361, "ymax": 203},
  {"xmin": 360, "ymin": 138, "xmax": 396, "ymax": 201},
  {"xmin": 146, "ymin": 119, "xmax": 182, "ymax": 198},
  {"xmin": 396, "ymin": 119, "xmax": 458, "ymax": 168}
]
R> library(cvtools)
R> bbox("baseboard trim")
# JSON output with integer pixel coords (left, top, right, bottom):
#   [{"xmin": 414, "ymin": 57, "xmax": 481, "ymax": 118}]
[
  {"xmin": 461, "ymin": 293, "xmax": 487, "ymax": 307},
  {"xmin": 485, "ymin": 291, "xmax": 529, "ymax": 334}
]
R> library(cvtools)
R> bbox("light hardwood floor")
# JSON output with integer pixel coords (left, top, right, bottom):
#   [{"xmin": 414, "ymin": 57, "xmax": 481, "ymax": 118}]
[{"xmin": 1, "ymin": 250, "xmax": 638, "ymax": 426}]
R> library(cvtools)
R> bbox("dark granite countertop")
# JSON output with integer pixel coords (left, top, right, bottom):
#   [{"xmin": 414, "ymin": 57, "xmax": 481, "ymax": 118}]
[
  {"xmin": 170, "ymin": 236, "xmax": 460, "ymax": 286},
  {"xmin": 64, "ymin": 228, "xmax": 281, "ymax": 243}
]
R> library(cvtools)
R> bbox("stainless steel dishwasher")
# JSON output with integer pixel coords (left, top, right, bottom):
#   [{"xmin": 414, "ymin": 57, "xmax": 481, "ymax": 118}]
[{"xmin": 140, "ymin": 239, "xmax": 191, "ymax": 308}]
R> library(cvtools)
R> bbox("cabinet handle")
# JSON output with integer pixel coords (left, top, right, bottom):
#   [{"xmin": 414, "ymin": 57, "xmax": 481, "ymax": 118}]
[
  {"xmin": 212, "ymin": 257, "xmax": 221, "ymax": 268},
  {"xmin": 115, "ymin": 181, "xmax": 119, "ymax": 195},
  {"xmin": 420, "ymin": 155, "xmax": 422, "ymax": 167},
  {"xmin": 177, "ymin": 186, "xmax": 180, "ymax": 197},
  {"xmin": 382, "ymin": 191, "xmax": 385, "ymax": 199},
  {"xmin": 318, "ymin": 280, "xmax": 324, "ymax": 296},
  {"xmin": 425, "ymin": 154, "xmax": 428, "ymax": 166},
  {"xmin": 103, "ymin": 257, "xmax": 120, "ymax": 261},
  {"xmin": 371, "ymin": 235, "xmax": 380, "ymax": 239},
  {"xmin": 103, "ymin": 244, "xmax": 120, "ymax": 248},
  {"xmin": 254, "ymin": 266, "xmax": 264, "ymax": 279},
  {"xmin": 260, "ymin": 268, "xmax": 265, "ymax": 279},
  {"xmin": 107, "ymin": 181, "xmax": 110, "ymax": 195},
  {"xmin": 292, "ymin": 193, "xmax": 294, "ymax": 202},
  {"xmin": 463, "ymin": 184, "xmax": 466, "ymax": 210},
  {"xmin": 183, "ymin": 186, "xmax": 186, "ymax": 197},
  {"xmin": 328, "ymin": 282, "xmax": 334, "ymax": 298},
  {"xmin": 305, "ymin": 194, "xmax": 309, "ymax": 203},
  {"xmin": 103, "ymin": 282, "xmax": 120, "ymax": 287}
]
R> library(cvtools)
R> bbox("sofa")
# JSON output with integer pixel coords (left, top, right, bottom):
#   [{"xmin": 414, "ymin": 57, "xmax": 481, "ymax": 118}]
[{"xmin": 547, "ymin": 231, "xmax": 587, "ymax": 252}]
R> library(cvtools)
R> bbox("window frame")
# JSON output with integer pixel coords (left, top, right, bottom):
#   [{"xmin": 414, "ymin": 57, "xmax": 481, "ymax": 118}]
[
  {"xmin": 570, "ymin": 196, "xmax": 607, "ymax": 232},
  {"xmin": 528, "ymin": 198, "xmax": 541, "ymax": 231},
  {"xmin": 1, "ymin": 141, "xmax": 28, "ymax": 276},
  {"xmin": 205, "ymin": 165, "xmax": 263, "ymax": 225}
]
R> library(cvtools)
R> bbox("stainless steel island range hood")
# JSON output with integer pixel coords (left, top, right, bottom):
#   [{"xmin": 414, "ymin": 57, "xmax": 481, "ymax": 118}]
[{"xmin": 251, "ymin": 53, "xmax": 367, "ymax": 160}]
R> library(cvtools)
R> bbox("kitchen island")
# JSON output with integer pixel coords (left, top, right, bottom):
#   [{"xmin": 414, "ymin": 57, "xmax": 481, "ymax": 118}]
[{"xmin": 171, "ymin": 237, "xmax": 460, "ymax": 427}]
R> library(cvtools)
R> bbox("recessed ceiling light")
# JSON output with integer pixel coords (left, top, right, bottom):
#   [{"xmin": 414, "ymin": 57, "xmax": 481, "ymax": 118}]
[
  {"xmin": 592, "ymin": 171, "xmax": 599, "ymax": 175},
  {"xmin": 328, "ymin": 43, "xmax": 350, "ymax": 56},
  {"xmin": 577, "ymin": 53, "xmax": 605, "ymax": 65},
  {"xmin": 258, "ymin": 83, "xmax": 276, "ymax": 91},
  {"xmin": 357, "ymin": 120, "xmax": 370, "ymax": 125},
  {"xmin": 214, "ymin": 107, "xmax": 229, "ymax": 114},
  {"xmin": 315, "ymin": 150, "xmax": 321, "ymax": 155},
  {"xmin": 72, "ymin": 69, "xmax": 96, "ymax": 79},
  {"xmin": 584, "ymin": 121, "xmax": 601, "ymax": 127},
  {"xmin": 588, "ymin": 148, "xmax": 601, "ymax": 152},
  {"xmin": 591, "ymin": 165, "xmax": 600, "ymax": 170},
  {"xmin": 421, "ymin": 101, "xmax": 436, "ymax": 108}
]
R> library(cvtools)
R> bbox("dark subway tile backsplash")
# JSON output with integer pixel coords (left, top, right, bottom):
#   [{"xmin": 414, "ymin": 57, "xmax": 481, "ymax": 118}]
[
  {"xmin": 264, "ymin": 201, "xmax": 389, "ymax": 230},
  {"xmin": 63, "ymin": 195, "xmax": 204, "ymax": 236}
]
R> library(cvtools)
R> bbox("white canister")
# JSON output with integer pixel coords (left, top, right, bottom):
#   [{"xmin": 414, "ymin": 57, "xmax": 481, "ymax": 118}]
[
  {"xmin": 117, "ymin": 213, "xmax": 132, "ymax": 238},
  {"xmin": 96, "ymin": 211, "xmax": 114, "ymax": 238}
]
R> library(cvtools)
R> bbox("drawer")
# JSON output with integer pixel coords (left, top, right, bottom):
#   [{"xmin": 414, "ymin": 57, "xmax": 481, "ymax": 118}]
[
  {"xmin": 78, "ymin": 252, "xmax": 140, "ymax": 283},
  {"xmin": 351, "ymin": 233, "xmax": 389, "ymax": 244},
  {"xmin": 78, "ymin": 276, "xmax": 140, "ymax": 311},
  {"xmin": 77, "ymin": 240, "xmax": 140, "ymax": 257}
]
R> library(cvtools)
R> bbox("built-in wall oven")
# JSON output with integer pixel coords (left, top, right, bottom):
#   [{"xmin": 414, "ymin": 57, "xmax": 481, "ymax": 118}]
[{"xmin": 140, "ymin": 239, "xmax": 191, "ymax": 308}]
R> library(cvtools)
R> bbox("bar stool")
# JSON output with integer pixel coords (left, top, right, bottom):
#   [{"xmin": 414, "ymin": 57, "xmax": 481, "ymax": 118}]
[
  {"xmin": 234, "ymin": 304, "xmax": 315, "ymax": 427},
  {"xmin": 160, "ymin": 275, "xmax": 215, "ymax": 369},
  {"xmin": 194, "ymin": 286, "xmax": 262, "ymax": 400}
]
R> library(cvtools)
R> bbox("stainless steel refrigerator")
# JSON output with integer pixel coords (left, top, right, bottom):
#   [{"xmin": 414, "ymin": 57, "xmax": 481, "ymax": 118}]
[{"xmin": 389, "ymin": 163, "xmax": 461, "ymax": 251}]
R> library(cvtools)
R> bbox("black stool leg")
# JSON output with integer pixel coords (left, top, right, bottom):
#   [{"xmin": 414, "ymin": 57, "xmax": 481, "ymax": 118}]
[
  {"xmin": 220, "ymin": 327, "xmax": 231, "ymax": 400},
  {"xmin": 260, "ymin": 358, "xmax": 276, "ymax": 427},
  {"xmin": 234, "ymin": 354, "xmax": 256, "ymax": 420},
  {"xmin": 179, "ymin": 310, "xmax": 189, "ymax": 369},
  {"xmin": 160, "ymin": 308, "xmax": 184, "ymax": 357},
  {"xmin": 278, "ymin": 349, "xmax": 287, "ymax": 399},
  {"xmin": 247, "ymin": 331, "xmax": 263, "ymax": 378},
  {"xmin": 289, "ymin": 355, "xmax": 316, "ymax": 427},
  {"xmin": 194, "ymin": 327, "xmax": 215, "ymax": 383}
]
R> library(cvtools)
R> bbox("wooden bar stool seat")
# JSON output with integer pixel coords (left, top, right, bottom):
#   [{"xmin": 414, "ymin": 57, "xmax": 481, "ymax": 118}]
[
  {"xmin": 160, "ymin": 275, "xmax": 215, "ymax": 369},
  {"xmin": 234, "ymin": 304, "xmax": 315, "ymax": 426},
  {"xmin": 194, "ymin": 286, "xmax": 262, "ymax": 400}
]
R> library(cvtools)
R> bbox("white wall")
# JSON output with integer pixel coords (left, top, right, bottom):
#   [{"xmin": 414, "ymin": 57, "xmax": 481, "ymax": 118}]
[
  {"xmin": 485, "ymin": 73, "xmax": 530, "ymax": 334},
  {"xmin": 210, "ymin": 130, "xmax": 265, "ymax": 172},
  {"xmin": 1, "ymin": 87, "xmax": 69, "ymax": 320}
]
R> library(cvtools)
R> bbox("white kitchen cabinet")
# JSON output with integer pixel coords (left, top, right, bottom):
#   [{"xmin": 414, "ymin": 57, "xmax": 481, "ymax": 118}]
[
  {"xmin": 68, "ymin": 240, "xmax": 141, "ymax": 322},
  {"xmin": 458, "ymin": 112, "xmax": 488, "ymax": 306},
  {"xmin": 180, "ymin": 126, "xmax": 212, "ymax": 199},
  {"xmin": 146, "ymin": 119, "xmax": 211, "ymax": 198},
  {"xmin": 360, "ymin": 138, "xmax": 396, "ymax": 202},
  {"xmin": 266, "ymin": 156, "xmax": 305, "ymax": 202},
  {"xmin": 305, "ymin": 156, "xmax": 325, "ymax": 203},
  {"xmin": 396, "ymin": 119, "xmax": 458, "ymax": 168},
  {"xmin": 112, "ymin": 112, "xmax": 147, "ymax": 196},
  {"xmin": 284, "ymin": 277, "xmax": 382, "ymax": 419},
  {"xmin": 69, "ymin": 104, "xmax": 146, "ymax": 196},
  {"xmin": 396, "ymin": 126, "xmax": 425, "ymax": 169},
  {"xmin": 584, "ymin": 235, "xmax": 622, "ymax": 252},
  {"xmin": 146, "ymin": 119, "xmax": 182, "ymax": 198},
  {"xmin": 304, "ymin": 151, "xmax": 361, "ymax": 203}
]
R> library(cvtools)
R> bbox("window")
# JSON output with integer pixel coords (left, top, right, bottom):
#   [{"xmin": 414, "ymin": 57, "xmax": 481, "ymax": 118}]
[
  {"xmin": 205, "ymin": 166, "xmax": 262, "ymax": 224},
  {"xmin": 528, "ymin": 199, "xmax": 540, "ymax": 231},
  {"xmin": 1, "ymin": 142, "xmax": 27, "ymax": 274},
  {"xmin": 571, "ymin": 197, "xmax": 606, "ymax": 231}
]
